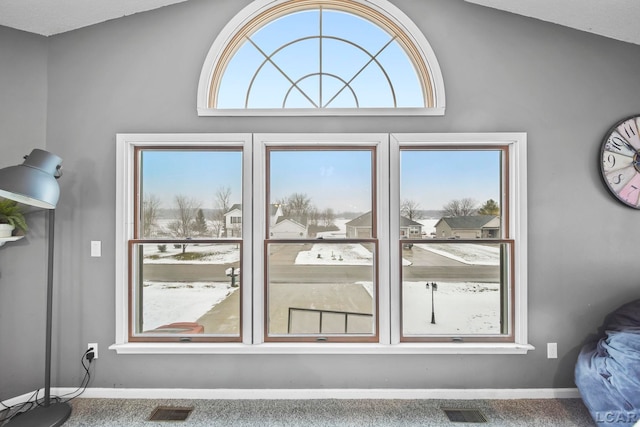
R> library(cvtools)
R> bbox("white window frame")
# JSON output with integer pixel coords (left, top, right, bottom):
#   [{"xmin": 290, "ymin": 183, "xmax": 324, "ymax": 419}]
[
  {"xmin": 113, "ymin": 133, "xmax": 254, "ymax": 350},
  {"xmin": 389, "ymin": 133, "xmax": 529, "ymax": 347},
  {"xmin": 111, "ymin": 132, "xmax": 531, "ymax": 355},
  {"xmin": 252, "ymin": 133, "xmax": 390, "ymax": 344}
]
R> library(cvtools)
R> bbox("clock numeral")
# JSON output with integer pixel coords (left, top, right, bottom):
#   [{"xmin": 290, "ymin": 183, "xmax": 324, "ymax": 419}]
[
  {"xmin": 606, "ymin": 166, "xmax": 636, "ymax": 192},
  {"xmin": 613, "ymin": 174, "xmax": 623, "ymax": 184},
  {"xmin": 605, "ymin": 132, "xmax": 636, "ymax": 157},
  {"xmin": 619, "ymin": 174, "xmax": 640, "ymax": 206},
  {"xmin": 603, "ymin": 151, "xmax": 633, "ymax": 173},
  {"xmin": 617, "ymin": 119, "xmax": 640, "ymax": 150},
  {"xmin": 604, "ymin": 153, "xmax": 615, "ymax": 169}
]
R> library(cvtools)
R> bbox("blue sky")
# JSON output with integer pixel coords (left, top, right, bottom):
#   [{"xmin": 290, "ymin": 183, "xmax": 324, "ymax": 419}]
[
  {"xmin": 401, "ymin": 150, "xmax": 501, "ymax": 210},
  {"xmin": 217, "ymin": 9, "xmax": 423, "ymax": 109},
  {"xmin": 270, "ymin": 150, "xmax": 372, "ymax": 212},
  {"xmin": 141, "ymin": 150, "xmax": 242, "ymax": 210},
  {"xmin": 141, "ymin": 149, "xmax": 500, "ymax": 213}
]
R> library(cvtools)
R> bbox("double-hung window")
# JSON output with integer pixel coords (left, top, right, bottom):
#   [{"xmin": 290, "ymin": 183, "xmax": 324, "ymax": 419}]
[
  {"xmin": 114, "ymin": 132, "xmax": 528, "ymax": 353},
  {"xmin": 391, "ymin": 134, "xmax": 526, "ymax": 344},
  {"xmin": 115, "ymin": 134, "xmax": 253, "ymax": 344},
  {"xmin": 254, "ymin": 134, "xmax": 388, "ymax": 343}
]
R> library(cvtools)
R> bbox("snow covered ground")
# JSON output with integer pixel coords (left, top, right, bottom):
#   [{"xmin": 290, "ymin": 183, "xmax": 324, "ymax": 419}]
[
  {"xmin": 143, "ymin": 243, "xmax": 239, "ymax": 264},
  {"xmin": 402, "ymin": 281, "xmax": 500, "ymax": 335},
  {"xmin": 295, "ymin": 243, "xmax": 374, "ymax": 265},
  {"xmin": 416, "ymin": 243, "xmax": 500, "ymax": 266},
  {"xmin": 141, "ymin": 217, "xmax": 500, "ymax": 334},
  {"xmin": 143, "ymin": 282, "xmax": 237, "ymax": 331}
]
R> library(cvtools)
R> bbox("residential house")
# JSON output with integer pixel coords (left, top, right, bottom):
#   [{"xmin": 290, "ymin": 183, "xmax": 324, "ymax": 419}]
[
  {"xmin": 223, "ymin": 203, "xmax": 284, "ymax": 237},
  {"xmin": 346, "ymin": 211, "xmax": 422, "ymax": 238},
  {"xmin": 434, "ymin": 215, "xmax": 500, "ymax": 239},
  {"xmin": 270, "ymin": 216, "xmax": 309, "ymax": 238},
  {"xmin": 224, "ymin": 203, "xmax": 243, "ymax": 237}
]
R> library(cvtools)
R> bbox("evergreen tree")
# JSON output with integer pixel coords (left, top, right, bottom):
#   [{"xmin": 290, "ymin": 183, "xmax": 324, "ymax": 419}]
[
  {"xmin": 193, "ymin": 208, "xmax": 208, "ymax": 236},
  {"xmin": 478, "ymin": 199, "xmax": 500, "ymax": 216}
]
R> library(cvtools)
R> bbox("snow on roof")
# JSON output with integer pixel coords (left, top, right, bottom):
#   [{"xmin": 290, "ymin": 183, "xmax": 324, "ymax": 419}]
[
  {"xmin": 225, "ymin": 203, "xmax": 281, "ymax": 216},
  {"xmin": 436, "ymin": 215, "xmax": 498, "ymax": 229},
  {"xmin": 345, "ymin": 211, "xmax": 422, "ymax": 227}
]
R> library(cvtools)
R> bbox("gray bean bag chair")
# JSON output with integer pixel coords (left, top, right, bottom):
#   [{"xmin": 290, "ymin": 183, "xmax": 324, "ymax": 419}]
[{"xmin": 575, "ymin": 299, "xmax": 640, "ymax": 426}]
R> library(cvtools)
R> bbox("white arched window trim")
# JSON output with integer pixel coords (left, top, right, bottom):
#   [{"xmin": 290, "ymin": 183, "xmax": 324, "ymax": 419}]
[{"xmin": 197, "ymin": 0, "xmax": 446, "ymax": 116}]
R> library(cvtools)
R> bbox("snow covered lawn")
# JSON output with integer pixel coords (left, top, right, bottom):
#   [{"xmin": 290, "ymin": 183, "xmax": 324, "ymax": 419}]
[
  {"xmin": 416, "ymin": 243, "xmax": 500, "ymax": 265},
  {"xmin": 143, "ymin": 243, "xmax": 239, "ymax": 264},
  {"xmin": 402, "ymin": 281, "xmax": 501, "ymax": 335},
  {"xmin": 142, "ymin": 282, "xmax": 237, "ymax": 331},
  {"xmin": 295, "ymin": 243, "xmax": 374, "ymax": 265}
]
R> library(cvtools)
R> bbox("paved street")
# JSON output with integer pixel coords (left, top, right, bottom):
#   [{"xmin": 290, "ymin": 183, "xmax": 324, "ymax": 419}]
[
  {"xmin": 147, "ymin": 243, "xmax": 499, "ymax": 336},
  {"xmin": 143, "ymin": 244, "xmax": 498, "ymax": 284}
]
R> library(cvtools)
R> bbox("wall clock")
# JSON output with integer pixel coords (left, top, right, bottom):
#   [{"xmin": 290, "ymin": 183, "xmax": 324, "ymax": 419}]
[{"xmin": 601, "ymin": 114, "xmax": 640, "ymax": 208}]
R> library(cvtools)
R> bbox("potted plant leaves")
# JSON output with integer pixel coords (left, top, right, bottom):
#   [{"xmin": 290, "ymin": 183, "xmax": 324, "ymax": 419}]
[{"xmin": 0, "ymin": 198, "xmax": 27, "ymax": 237}]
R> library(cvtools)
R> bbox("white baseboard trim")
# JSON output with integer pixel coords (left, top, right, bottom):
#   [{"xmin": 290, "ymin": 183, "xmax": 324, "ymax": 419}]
[{"xmin": 3, "ymin": 387, "xmax": 581, "ymax": 406}]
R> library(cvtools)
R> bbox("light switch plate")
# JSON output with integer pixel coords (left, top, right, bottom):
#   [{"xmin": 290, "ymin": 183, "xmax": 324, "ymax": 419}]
[
  {"xmin": 91, "ymin": 240, "xmax": 101, "ymax": 257},
  {"xmin": 547, "ymin": 342, "xmax": 558, "ymax": 359}
]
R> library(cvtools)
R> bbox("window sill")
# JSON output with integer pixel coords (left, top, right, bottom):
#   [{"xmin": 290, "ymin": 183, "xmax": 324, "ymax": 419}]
[{"xmin": 109, "ymin": 342, "xmax": 534, "ymax": 355}]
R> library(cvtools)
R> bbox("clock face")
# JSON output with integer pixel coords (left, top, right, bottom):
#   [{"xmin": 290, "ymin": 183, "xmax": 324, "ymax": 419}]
[{"xmin": 601, "ymin": 115, "xmax": 640, "ymax": 208}]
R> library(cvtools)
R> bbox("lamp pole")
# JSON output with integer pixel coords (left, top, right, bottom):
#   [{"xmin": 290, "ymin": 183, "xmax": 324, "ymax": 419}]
[
  {"xmin": 426, "ymin": 282, "xmax": 437, "ymax": 324},
  {"xmin": 0, "ymin": 149, "xmax": 71, "ymax": 427}
]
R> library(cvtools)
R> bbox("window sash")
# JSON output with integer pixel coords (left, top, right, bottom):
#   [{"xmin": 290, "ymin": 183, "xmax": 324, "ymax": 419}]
[
  {"xmin": 253, "ymin": 133, "xmax": 389, "ymax": 344},
  {"xmin": 263, "ymin": 240, "xmax": 379, "ymax": 343},
  {"xmin": 128, "ymin": 239, "xmax": 243, "ymax": 343},
  {"xmin": 399, "ymin": 239, "xmax": 514, "ymax": 343},
  {"xmin": 389, "ymin": 133, "xmax": 527, "ymax": 346}
]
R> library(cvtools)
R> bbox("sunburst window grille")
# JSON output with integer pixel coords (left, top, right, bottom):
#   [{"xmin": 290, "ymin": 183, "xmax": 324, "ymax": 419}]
[{"xmin": 198, "ymin": 0, "xmax": 445, "ymax": 115}]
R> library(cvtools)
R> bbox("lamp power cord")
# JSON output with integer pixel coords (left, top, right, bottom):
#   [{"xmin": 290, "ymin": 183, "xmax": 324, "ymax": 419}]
[{"xmin": 0, "ymin": 347, "xmax": 95, "ymax": 423}]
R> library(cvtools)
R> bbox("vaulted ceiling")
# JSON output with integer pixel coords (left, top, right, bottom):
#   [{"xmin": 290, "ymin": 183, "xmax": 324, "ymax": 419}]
[
  {"xmin": 0, "ymin": 0, "xmax": 638, "ymax": 46},
  {"xmin": 465, "ymin": 0, "xmax": 640, "ymax": 46}
]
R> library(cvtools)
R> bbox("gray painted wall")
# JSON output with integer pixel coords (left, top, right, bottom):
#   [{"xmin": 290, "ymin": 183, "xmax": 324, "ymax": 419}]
[
  {"xmin": 0, "ymin": 26, "xmax": 50, "ymax": 399},
  {"xmin": 2, "ymin": 0, "xmax": 640, "ymax": 399}
]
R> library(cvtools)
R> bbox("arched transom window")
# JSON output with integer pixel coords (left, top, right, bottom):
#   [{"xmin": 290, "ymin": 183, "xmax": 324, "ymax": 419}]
[{"xmin": 197, "ymin": 0, "xmax": 445, "ymax": 115}]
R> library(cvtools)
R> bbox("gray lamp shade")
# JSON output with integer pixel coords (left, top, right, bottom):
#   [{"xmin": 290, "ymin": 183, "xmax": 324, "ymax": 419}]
[{"xmin": 0, "ymin": 149, "xmax": 62, "ymax": 209}]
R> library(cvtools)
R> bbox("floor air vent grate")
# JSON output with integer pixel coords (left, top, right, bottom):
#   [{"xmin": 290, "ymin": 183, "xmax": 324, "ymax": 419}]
[
  {"xmin": 442, "ymin": 408, "xmax": 488, "ymax": 423},
  {"xmin": 148, "ymin": 406, "xmax": 194, "ymax": 422}
]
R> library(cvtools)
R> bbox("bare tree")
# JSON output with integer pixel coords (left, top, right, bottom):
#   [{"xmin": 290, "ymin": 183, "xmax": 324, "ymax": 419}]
[
  {"xmin": 401, "ymin": 199, "xmax": 422, "ymax": 221},
  {"xmin": 321, "ymin": 208, "xmax": 336, "ymax": 227},
  {"xmin": 215, "ymin": 186, "xmax": 232, "ymax": 214},
  {"xmin": 142, "ymin": 194, "xmax": 161, "ymax": 237},
  {"xmin": 168, "ymin": 195, "xmax": 201, "ymax": 252},
  {"xmin": 211, "ymin": 186, "xmax": 232, "ymax": 237},
  {"xmin": 283, "ymin": 193, "xmax": 313, "ymax": 220},
  {"xmin": 442, "ymin": 198, "xmax": 477, "ymax": 217},
  {"xmin": 308, "ymin": 206, "xmax": 320, "ymax": 227}
]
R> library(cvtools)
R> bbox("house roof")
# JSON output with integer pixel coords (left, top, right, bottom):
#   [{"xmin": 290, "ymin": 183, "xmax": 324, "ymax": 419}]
[
  {"xmin": 225, "ymin": 204, "xmax": 281, "ymax": 216},
  {"xmin": 345, "ymin": 211, "xmax": 422, "ymax": 227},
  {"xmin": 435, "ymin": 215, "xmax": 498, "ymax": 229},
  {"xmin": 226, "ymin": 203, "xmax": 242, "ymax": 214},
  {"xmin": 400, "ymin": 216, "xmax": 423, "ymax": 227},
  {"xmin": 274, "ymin": 216, "xmax": 307, "ymax": 228},
  {"xmin": 345, "ymin": 212, "xmax": 372, "ymax": 227}
]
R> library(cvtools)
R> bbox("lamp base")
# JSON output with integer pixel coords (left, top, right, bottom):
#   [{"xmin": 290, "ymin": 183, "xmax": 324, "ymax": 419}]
[{"xmin": 5, "ymin": 402, "xmax": 71, "ymax": 427}]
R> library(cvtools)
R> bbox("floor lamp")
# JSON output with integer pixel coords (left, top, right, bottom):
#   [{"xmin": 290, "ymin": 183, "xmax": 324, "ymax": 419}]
[{"xmin": 0, "ymin": 149, "xmax": 71, "ymax": 427}]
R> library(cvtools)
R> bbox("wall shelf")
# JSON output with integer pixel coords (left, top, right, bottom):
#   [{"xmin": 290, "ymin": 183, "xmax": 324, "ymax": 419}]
[{"xmin": 0, "ymin": 235, "xmax": 24, "ymax": 247}]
